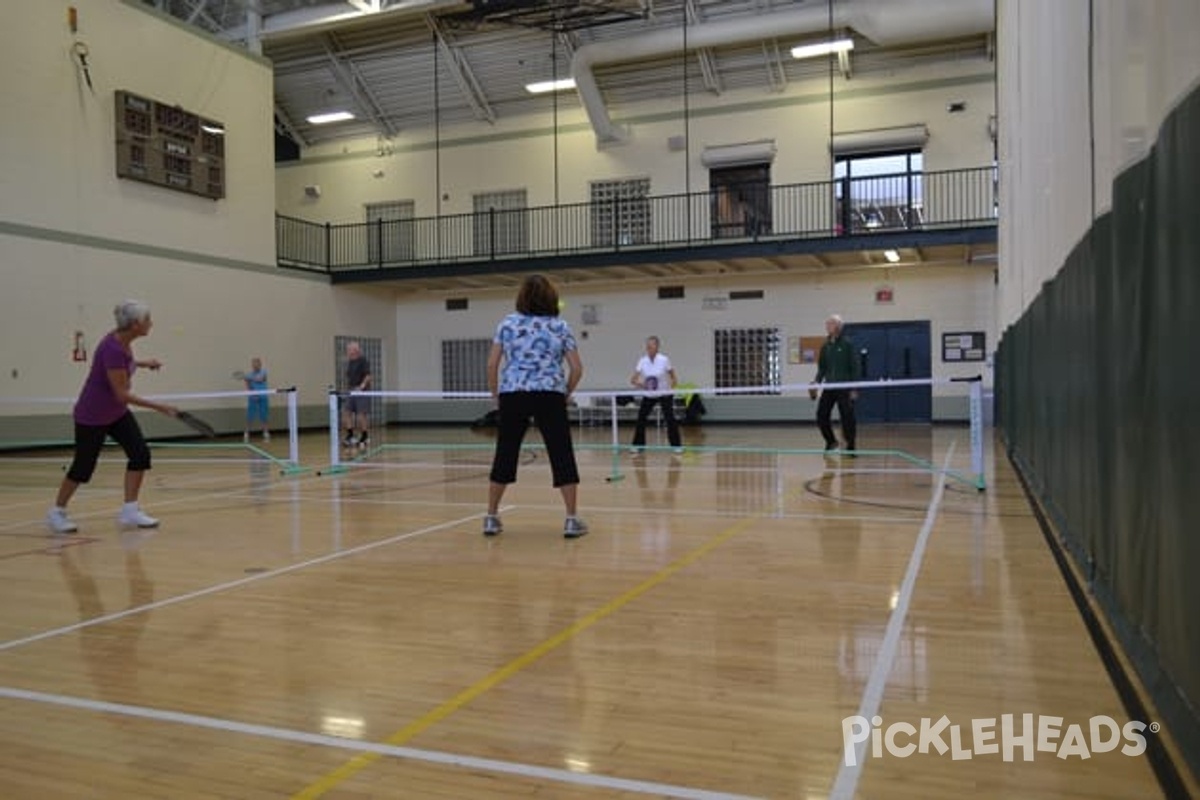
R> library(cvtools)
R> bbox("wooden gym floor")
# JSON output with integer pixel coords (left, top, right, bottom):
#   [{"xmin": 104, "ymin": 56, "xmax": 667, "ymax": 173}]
[{"xmin": 0, "ymin": 424, "xmax": 1176, "ymax": 799}]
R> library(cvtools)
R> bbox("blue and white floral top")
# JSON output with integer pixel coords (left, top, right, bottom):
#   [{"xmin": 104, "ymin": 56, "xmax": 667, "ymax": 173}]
[{"xmin": 494, "ymin": 312, "xmax": 578, "ymax": 394}]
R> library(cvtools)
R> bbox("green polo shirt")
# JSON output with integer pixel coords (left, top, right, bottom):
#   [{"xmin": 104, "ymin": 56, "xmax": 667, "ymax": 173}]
[{"xmin": 816, "ymin": 335, "xmax": 860, "ymax": 384}]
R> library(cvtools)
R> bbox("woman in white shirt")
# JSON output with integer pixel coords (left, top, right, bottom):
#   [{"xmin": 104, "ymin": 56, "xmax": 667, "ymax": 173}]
[{"xmin": 630, "ymin": 336, "xmax": 683, "ymax": 454}]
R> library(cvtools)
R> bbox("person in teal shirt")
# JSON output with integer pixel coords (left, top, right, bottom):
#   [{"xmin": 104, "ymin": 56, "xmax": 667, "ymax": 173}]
[
  {"xmin": 809, "ymin": 314, "xmax": 859, "ymax": 453},
  {"xmin": 243, "ymin": 357, "xmax": 270, "ymax": 442}
]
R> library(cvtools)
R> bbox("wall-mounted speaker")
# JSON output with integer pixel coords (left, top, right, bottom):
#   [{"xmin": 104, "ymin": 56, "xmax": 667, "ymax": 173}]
[{"xmin": 304, "ymin": 184, "xmax": 321, "ymax": 198}]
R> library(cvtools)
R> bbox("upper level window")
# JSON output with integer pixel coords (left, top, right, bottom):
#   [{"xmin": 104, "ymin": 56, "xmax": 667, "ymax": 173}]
[{"xmin": 834, "ymin": 150, "xmax": 923, "ymax": 232}]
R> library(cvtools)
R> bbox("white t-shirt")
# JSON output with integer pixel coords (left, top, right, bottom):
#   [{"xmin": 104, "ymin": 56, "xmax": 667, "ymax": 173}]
[{"xmin": 635, "ymin": 353, "xmax": 674, "ymax": 397}]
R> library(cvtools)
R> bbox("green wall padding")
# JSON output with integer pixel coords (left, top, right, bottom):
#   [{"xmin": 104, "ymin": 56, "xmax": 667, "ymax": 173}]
[{"xmin": 998, "ymin": 84, "xmax": 1200, "ymax": 785}]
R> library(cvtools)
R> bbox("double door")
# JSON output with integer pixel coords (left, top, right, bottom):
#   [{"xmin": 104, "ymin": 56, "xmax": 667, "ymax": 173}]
[{"xmin": 840, "ymin": 321, "xmax": 931, "ymax": 423}]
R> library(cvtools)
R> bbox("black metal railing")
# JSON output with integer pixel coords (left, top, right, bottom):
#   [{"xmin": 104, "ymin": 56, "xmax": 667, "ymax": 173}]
[{"xmin": 277, "ymin": 166, "xmax": 997, "ymax": 273}]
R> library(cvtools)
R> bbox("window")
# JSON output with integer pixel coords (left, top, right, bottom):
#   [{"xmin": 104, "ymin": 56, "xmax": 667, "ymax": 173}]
[
  {"xmin": 365, "ymin": 200, "xmax": 415, "ymax": 264},
  {"xmin": 710, "ymin": 164, "xmax": 772, "ymax": 239},
  {"xmin": 442, "ymin": 339, "xmax": 491, "ymax": 393},
  {"xmin": 834, "ymin": 150, "xmax": 923, "ymax": 233},
  {"xmin": 473, "ymin": 189, "xmax": 527, "ymax": 257},
  {"xmin": 714, "ymin": 328, "xmax": 781, "ymax": 394},
  {"xmin": 590, "ymin": 178, "xmax": 651, "ymax": 247}
]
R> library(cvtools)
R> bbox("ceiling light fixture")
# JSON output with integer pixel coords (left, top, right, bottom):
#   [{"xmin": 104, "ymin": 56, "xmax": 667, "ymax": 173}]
[
  {"xmin": 790, "ymin": 37, "xmax": 854, "ymax": 60},
  {"xmin": 306, "ymin": 110, "xmax": 356, "ymax": 125},
  {"xmin": 525, "ymin": 78, "xmax": 576, "ymax": 94}
]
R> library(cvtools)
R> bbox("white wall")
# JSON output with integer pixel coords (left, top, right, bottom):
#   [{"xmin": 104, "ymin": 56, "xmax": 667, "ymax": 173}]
[
  {"xmin": 391, "ymin": 265, "xmax": 995, "ymax": 417},
  {"xmin": 278, "ymin": 60, "xmax": 996, "ymax": 224},
  {"xmin": 997, "ymin": 0, "xmax": 1200, "ymax": 331}
]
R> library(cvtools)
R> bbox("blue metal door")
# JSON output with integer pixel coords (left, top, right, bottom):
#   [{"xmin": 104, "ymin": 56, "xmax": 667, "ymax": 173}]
[{"xmin": 842, "ymin": 321, "xmax": 932, "ymax": 423}]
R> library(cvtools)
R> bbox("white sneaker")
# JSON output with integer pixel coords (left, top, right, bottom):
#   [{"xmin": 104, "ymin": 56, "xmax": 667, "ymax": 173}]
[
  {"xmin": 46, "ymin": 507, "xmax": 78, "ymax": 534},
  {"xmin": 118, "ymin": 505, "xmax": 159, "ymax": 529}
]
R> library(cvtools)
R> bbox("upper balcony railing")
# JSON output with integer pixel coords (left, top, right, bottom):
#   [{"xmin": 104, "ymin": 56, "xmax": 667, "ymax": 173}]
[{"xmin": 277, "ymin": 166, "xmax": 997, "ymax": 273}]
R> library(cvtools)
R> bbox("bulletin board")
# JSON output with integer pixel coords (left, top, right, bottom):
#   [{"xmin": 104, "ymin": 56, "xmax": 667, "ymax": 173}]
[
  {"xmin": 790, "ymin": 336, "xmax": 825, "ymax": 364},
  {"xmin": 942, "ymin": 331, "xmax": 986, "ymax": 362}
]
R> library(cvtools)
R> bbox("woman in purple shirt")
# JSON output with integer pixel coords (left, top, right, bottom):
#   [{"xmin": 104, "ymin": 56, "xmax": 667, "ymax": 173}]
[{"xmin": 46, "ymin": 300, "xmax": 178, "ymax": 534}]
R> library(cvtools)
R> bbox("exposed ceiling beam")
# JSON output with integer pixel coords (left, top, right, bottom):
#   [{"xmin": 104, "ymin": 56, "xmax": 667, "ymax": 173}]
[
  {"xmin": 426, "ymin": 14, "xmax": 496, "ymax": 124},
  {"xmin": 323, "ymin": 34, "xmax": 399, "ymax": 138},
  {"xmin": 218, "ymin": 0, "xmax": 463, "ymax": 43},
  {"xmin": 684, "ymin": 0, "xmax": 722, "ymax": 95},
  {"xmin": 274, "ymin": 104, "xmax": 308, "ymax": 147},
  {"xmin": 837, "ymin": 47, "xmax": 853, "ymax": 79},
  {"xmin": 182, "ymin": 0, "xmax": 222, "ymax": 31},
  {"xmin": 762, "ymin": 39, "xmax": 787, "ymax": 93}
]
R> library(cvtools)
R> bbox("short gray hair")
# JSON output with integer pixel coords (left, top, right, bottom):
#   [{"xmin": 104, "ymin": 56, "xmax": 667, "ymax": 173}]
[
  {"xmin": 114, "ymin": 300, "xmax": 151, "ymax": 331},
  {"xmin": 826, "ymin": 314, "xmax": 844, "ymax": 328}
]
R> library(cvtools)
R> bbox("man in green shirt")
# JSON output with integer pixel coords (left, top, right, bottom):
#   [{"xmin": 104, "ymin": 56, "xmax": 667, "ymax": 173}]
[{"xmin": 808, "ymin": 314, "xmax": 859, "ymax": 453}]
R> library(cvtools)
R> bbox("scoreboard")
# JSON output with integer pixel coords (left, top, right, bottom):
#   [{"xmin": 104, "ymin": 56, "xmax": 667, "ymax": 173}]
[{"xmin": 115, "ymin": 90, "xmax": 225, "ymax": 200}]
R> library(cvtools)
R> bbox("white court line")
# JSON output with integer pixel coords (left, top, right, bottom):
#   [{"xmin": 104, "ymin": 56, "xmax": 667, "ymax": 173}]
[
  {"xmin": 242, "ymin": 492, "xmax": 920, "ymax": 524},
  {"xmin": 828, "ymin": 442, "xmax": 955, "ymax": 800},
  {"xmin": 0, "ymin": 510, "xmax": 489, "ymax": 653},
  {"xmin": 0, "ymin": 468, "xmax": 264, "ymax": 514},
  {"xmin": 0, "ymin": 478, "xmax": 284, "ymax": 534},
  {"xmin": 0, "ymin": 686, "xmax": 758, "ymax": 800}
]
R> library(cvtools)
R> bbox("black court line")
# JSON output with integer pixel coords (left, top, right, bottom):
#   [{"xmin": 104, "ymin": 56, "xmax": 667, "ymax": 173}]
[{"xmin": 1009, "ymin": 449, "xmax": 1191, "ymax": 800}]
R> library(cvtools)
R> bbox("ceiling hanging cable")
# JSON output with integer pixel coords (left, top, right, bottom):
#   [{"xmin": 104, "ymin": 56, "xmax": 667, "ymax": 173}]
[
  {"xmin": 828, "ymin": 0, "xmax": 837, "ymax": 235},
  {"xmin": 683, "ymin": 3, "xmax": 691, "ymax": 243},
  {"xmin": 433, "ymin": 28, "xmax": 442, "ymax": 259},
  {"xmin": 552, "ymin": 28, "xmax": 560, "ymax": 209}
]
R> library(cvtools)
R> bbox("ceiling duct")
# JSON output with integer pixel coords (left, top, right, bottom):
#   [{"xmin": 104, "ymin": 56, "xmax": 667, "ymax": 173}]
[{"xmin": 571, "ymin": 0, "xmax": 994, "ymax": 145}]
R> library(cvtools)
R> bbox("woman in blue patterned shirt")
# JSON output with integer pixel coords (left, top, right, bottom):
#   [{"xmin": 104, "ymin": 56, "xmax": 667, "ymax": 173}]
[{"xmin": 484, "ymin": 275, "xmax": 587, "ymax": 539}]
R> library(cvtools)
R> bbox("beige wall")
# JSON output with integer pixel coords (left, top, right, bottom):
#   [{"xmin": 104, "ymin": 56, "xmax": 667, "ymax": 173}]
[
  {"xmin": 0, "ymin": 0, "xmax": 274, "ymax": 263},
  {"xmin": 277, "ymin": 60, "xmax": 996, "ymax": 224},
  {"xmin": 0, "ymin": 0, "xmax": 396, "ymax": 426}
]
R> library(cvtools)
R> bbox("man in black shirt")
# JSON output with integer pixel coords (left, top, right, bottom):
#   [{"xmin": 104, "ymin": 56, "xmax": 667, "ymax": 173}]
[{"xmin": 343, "ymin": 341, "xmax": 372, "ymax": 448}]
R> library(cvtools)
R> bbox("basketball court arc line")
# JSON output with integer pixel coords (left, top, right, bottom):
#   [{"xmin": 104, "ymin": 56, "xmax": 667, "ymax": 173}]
[
  {"xmin": 0, "ymin": 685, "xmax": 760, "ymax": 800},
  {"xmin": 292, "ymin": 513, "xmax": 764, "ymax": 799},
  {"xmin": 0, "ymin": 509, "xmax": 500, "ymax": 653},
  {"xmin": 828, "ymin": 442, "xmax": 955, "ymax": 800}
]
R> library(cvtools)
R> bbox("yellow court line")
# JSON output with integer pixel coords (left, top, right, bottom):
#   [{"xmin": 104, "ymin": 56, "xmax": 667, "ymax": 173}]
[{"xmin": 292, "ymin": 515, "xmax": 762, "ymax": 799}]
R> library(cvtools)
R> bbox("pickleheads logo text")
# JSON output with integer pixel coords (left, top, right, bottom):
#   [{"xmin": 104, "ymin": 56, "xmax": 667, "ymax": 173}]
[{"xmin": 841, "ymin": 714, "xmax": 1156, "ymax": 766}]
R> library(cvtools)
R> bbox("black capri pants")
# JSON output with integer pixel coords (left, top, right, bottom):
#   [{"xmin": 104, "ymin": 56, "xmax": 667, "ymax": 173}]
[
  {"xmin": 489, "ymin": 391, "xmax": 580, "ymax": 487},
  {"xmin": 66, "ymin": 411, "xmax": 152, "ymax": 483}
]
